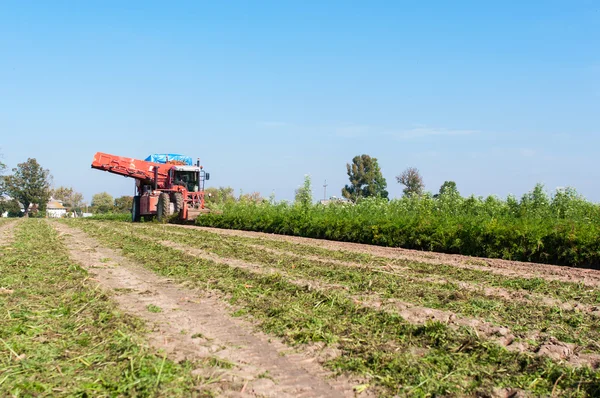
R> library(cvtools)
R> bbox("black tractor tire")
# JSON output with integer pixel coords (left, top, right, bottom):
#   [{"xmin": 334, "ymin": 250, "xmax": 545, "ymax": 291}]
[
  {"xmin": 132, "ymin": 196, "xmax": 141, "ymax": 222},
  {"xmin": 157, "ymin": 193, "xmax": 171, "ymax": 222},
  {"xmin": 172, "ymin": 192, "xmax": 184, "ymax": 216}
]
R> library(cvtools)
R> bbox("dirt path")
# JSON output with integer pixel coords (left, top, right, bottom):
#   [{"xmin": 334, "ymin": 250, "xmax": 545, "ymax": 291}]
[
  {"xmin": 184, "ymin": 226, "xmax": 600, "ymax": 287},
  {"xmin": 0, "ymin": 220, "xmax": 18, "ymax": 247},
  {"xmin": 52, "ymin": 222, "xmax": 361, "ymax": 398}
]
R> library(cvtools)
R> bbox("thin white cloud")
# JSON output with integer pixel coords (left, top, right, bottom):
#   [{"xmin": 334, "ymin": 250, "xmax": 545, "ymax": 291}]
[{"xmin": 387, "ymin": 126, "xmax": 479, "ymax": 140}]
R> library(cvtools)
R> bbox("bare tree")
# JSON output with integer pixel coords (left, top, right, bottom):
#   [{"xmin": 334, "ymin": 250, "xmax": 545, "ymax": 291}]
[{"xmin": 396, "ymin": 167, "xmax": 424, "ymax": 196}]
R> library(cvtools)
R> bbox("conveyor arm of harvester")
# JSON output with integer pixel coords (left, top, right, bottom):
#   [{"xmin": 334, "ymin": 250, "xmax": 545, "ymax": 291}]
[{"xmin": 91, "ymin": 152, "xmax": 171, "ymax": 186}]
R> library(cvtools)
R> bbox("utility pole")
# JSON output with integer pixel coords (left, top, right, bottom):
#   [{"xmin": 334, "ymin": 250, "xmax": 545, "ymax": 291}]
[{"xmin": 323, "ymin": 180, "xmax": 328, "ymax": 201}]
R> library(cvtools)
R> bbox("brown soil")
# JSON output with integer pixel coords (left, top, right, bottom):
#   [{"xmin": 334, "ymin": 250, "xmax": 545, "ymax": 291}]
[
  {"xmin": 52, "ymin": 221, "xmax": 364, "ymax": 397},
  {"xmin": 185, "ymin": 226, "xmax": 600, "ymax": 287}
]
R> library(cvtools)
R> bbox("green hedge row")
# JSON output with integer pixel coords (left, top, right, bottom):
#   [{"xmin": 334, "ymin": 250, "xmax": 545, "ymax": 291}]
[{"xmin": 197, "ymin": 190, "xmax": 600, "ymax": 269}]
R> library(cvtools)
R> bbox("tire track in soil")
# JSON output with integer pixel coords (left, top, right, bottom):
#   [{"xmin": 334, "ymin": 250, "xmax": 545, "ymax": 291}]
[
  {"xmin": 184, "ymin": 226, "xmax": 600, "ymax": 287},
  {"xmin": 0, "ymin": 220, "xmax": 19, "ymax": 247},
  {"xmin": 0, "ymin": 220, "xmax": 19, "ymax": 296},
  {"xmin": 52, "ymin": 222, "xmax": 362, "ymax": 398},
  {"xmin": 155, "ymin": 238, "xmax": 600, "ymax": 369}
]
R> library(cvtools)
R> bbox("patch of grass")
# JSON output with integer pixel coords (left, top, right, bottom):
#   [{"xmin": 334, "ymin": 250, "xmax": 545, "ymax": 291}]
[
  {"xmin": 87, "ymin": 213, "xmax": 131, "ymax": 221},
  {"xmin": 0, "ymin": 220, "xmax": 215, "ymax": 397},
  {"xmin": 103, "ymin": 222, "xmax": 600, "ymax": 348},
  {"xmin": 64, "ymin": 219, "xmax": 600, "ymax": 397},
  {"xmin": 147, "ymin": 304, "xmax": 163, "ymax": 313},
  {"xmin": 134, "ymin": 222, "xmax": 600, "ymax": 305},
  {"xmin": 205, "ymin": 357, "xmax": 235, "ymax": 369}
]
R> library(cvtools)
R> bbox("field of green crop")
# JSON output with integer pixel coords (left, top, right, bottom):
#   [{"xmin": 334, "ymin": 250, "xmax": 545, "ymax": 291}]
[
  {"xmin": 36, "ymin": 218, "xmax": 600, "ymax": 397},
  {"xmin": 197, "ymin": 186, "xmax": 600, "ymax": 269},
  {"xmin": 0, "ymin": 220, "xmax": 216, "ymax": 397}
]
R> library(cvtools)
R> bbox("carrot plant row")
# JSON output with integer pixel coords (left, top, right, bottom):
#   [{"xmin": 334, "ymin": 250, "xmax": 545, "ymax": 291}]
[{"xmin": 197, "ymin": 186, "xmax": 600, "ymax": 268}]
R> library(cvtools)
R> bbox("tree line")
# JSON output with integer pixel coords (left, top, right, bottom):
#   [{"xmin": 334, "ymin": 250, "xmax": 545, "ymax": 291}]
[
  {"xmin": 0, "ymin": 156, "xmax": 134, "ymax": 217},
  {"xmin": 341, "ymin": 154, "xmax": 430, "ymax": 202}
]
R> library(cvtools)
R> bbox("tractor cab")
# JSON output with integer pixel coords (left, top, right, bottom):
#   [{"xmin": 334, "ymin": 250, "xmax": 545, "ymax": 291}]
[{"xmin": 170, "ymin": 166, "xmax": 209, "ymax": 192}]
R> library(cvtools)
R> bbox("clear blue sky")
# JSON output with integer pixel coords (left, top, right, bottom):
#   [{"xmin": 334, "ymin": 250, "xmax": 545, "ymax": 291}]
[{"xmin": 1, "ymin": 1, "xmax": 599, "ymax": 203}]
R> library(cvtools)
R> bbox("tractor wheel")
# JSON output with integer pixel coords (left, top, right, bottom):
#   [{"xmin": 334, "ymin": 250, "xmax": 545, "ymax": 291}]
[
  {"xmin": 157, "ymin": 193, "xmax": 171, "ymax": 222},
  {"xmin": 132, "ymin": 196, "xmax": 141, "ymax": 222},
  {"xmin": 172, "ymin": 192, "xmax": 184, "ymax": 216}
]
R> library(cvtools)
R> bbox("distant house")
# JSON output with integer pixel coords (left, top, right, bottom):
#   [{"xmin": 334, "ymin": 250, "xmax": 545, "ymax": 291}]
[
  {"xmin": 1, "ymin": 195, "xmax": 15, "ymax": 217},
  {"xmin": 319, "ymin": 196, "xmax": 351, "ymax": 205},
  {"xmin": 46, "ymin": 199, "xmax": 67, "ymax": 218},
  {"xmin": 1, "ymin": 196, "xmax": 73, "ymax": 218}
]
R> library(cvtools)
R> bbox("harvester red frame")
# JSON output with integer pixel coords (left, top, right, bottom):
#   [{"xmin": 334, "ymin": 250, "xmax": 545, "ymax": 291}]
[{"xmin": 91, "ymin": 152, "xmax": 210, "ymax": 221}]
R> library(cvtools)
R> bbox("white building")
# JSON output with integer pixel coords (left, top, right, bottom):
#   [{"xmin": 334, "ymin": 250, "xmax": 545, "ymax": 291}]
[{"xmin": 46, "ymin": 199, "xmax": 67, "ymax": 218}]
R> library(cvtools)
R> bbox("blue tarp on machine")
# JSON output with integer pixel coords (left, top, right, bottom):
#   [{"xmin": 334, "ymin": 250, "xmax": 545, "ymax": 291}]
[{"xmin": 145, "ymin": 154, "xmax": 193, "ymax": 165}]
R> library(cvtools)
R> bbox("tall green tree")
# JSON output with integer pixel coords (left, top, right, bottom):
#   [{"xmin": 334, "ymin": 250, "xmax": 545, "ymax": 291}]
[
  {"xmin": 0, "ymin": 198, "xmax": 22, "ymax": 217},
  {"xmin": 114, "ymin": 196, "xmax": 133, "ymax": 213},
  {"xmin": 1, "ymin": 158, "xmax": 52, "ymax": 217},
  {"xmin": 342, "ymin": 154, "xmax": 388, "ymax": 202},
  {"xmin": 91, "ymin": 192, "xmax": 114, "ymax": 214},
  {"xmin": 437, "ymin": 181, "xmax": 459, "ymax": 197},
  {"xmin": 396, "ymin": 167, "xmax": 424, "ymax": 196}
]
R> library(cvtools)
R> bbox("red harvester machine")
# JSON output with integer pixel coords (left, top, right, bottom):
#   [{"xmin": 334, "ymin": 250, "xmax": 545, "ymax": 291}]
[{"xmin": 91, "ymin": 152, "xmax": 210, "ymax": 222}]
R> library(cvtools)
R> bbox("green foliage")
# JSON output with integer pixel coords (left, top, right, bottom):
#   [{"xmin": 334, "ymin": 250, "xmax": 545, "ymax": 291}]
[
  {"xmin": 0, "ymin": 220, "xmax": 201, "ymax": 396},
  {"xmin": 238, "ymin": 191, "xmax": 265, "ymax": 204},
  {"xmin": 294, "ymin": 175, "xmax": 313, "ymax": 209},
  {"xmin": 1, "ymin": 158, "xmax": 52, "ymax": 217},
  {"xmin": 204, "ymin": 186, "xmax": 236, "ymax": 210},
  {"xmin": 114, "ymin": 195, "xmax": 133, "ymax": 213},
  {"xmin": 0, "ymin": 197, "xmax": 22, "ymax": 217},
  {"xmin": 438, "ymin": 181, "xmax": 459, "ymax": 197},
  {"xmin": 91, "ymin": 192, "xmax": 114, "ymax": 214},
  {"xmin": 342, "ymin": 154, "xmax": 388, "ymax": 201},
  {"xmin": 66, "ymin": 219, "xmax": 600, "ymax": 396},
  {"xmin": 197, "ymin": 185, "xmax": 600, "ymax": 268},
  {"xmin": 88, "ymin": 213, "xmax": 131, "ymax": 221}
]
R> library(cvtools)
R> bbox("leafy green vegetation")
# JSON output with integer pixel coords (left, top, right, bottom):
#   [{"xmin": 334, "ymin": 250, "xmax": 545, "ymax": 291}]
[
  {"xmin": 85, "ymin": 221, "xmax": 600, "ymax": 349},
  {"xmin": 0, "ymin": 220, "xmax": 209, "ymax": 397},
  {"xmin": 168, "ymin": 225, "xmax": 599, "ymax": 304},
  {"xmin": 197, "ymin": 184, "xmax": 600, "ymax": 268},
  {"xmin": 65, "ymin": 219, "xmax": 600, "ymax": 397},
  {"xmin": 87, "ymin": 212, "xmax": 132, "ymax": 221}
]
